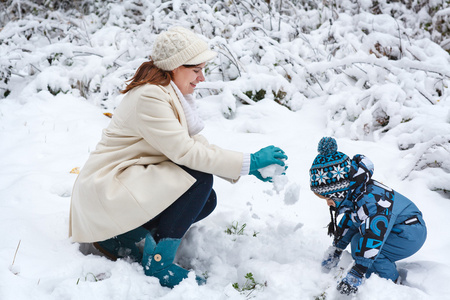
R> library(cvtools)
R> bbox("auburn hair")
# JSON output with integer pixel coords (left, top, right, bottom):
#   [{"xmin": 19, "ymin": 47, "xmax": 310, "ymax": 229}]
[{"xmin": 120, "ymin": 61, "xmax": 173, "ymax": 94}]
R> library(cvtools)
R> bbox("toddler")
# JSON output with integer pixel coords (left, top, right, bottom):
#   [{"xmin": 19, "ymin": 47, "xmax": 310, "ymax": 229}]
[{"xmin": 309, "ymin": 137, "xmax": 427, "ymax": 295}]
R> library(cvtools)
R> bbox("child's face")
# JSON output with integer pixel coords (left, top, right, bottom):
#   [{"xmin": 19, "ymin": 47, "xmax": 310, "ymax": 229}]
[{"xmin": 314, "ymin": 193, "xmax": 336, "ymax": 207}]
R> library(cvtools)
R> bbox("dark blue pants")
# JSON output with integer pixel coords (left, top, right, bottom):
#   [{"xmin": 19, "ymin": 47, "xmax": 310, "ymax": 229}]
[{"xmin": 142, "ymin": 166, "xmax": 216, "ymax": 242}]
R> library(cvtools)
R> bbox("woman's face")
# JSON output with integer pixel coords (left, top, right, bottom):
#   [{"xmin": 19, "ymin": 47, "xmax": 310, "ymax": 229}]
[{"xmin": 172, "ymin": 62, "xmax": 206, "ymax": 95}]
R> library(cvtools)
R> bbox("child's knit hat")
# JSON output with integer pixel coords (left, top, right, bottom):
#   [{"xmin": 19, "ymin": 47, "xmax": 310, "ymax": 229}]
[
  {"xmin": 309, "ymin": 137, "xmax": 350, "ymax": 200},
  {"xmin": 152, "ymin": 27, "xmax": 217, "ymax": 71}
]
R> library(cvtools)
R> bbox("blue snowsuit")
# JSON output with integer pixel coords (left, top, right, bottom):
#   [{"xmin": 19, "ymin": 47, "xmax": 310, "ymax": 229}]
[{"xmin": 333, "ymin": 154, "xmax": 427, "ymax": 281}]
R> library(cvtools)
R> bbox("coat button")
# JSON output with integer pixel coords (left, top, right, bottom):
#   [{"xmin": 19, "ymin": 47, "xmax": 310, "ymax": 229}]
[{"xmin": 154, "ymin": 254, "xmax": 162, "ymax": 262}]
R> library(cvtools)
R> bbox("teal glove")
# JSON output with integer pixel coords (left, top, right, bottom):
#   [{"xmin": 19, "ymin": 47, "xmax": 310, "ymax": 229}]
[{"xmin": 250, "ymin": 146, "xmax": 287, "ymax": 181}]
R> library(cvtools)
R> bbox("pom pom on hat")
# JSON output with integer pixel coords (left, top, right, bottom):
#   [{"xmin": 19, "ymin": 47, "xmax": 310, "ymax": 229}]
[
  {"xmin": 152, "ymin": 27, "xmax": 217, "ymax": 71},
  {"xmin": 318, "ymin": 137, "xmax": 338, "ymax": 156},
  {"xmin": 309, "ymin": 137, "xmax": 350, "ymax": 200}
]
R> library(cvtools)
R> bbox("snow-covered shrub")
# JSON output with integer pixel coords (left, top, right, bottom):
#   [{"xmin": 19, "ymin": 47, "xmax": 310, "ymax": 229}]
[{"xmin": 0, "ymin": 0, "xmax": 449, "ymax": 195}]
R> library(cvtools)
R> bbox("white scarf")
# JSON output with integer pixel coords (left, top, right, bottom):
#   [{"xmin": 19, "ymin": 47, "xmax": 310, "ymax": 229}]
[{"xmin": 170, "ymin": 81, "xmax": 205, "ymax": 136}]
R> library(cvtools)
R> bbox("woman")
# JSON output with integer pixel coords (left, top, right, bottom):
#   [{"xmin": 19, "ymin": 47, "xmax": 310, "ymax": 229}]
[
  {"xmin": 309, "ymin": 137, "xmax": 426, "ymax": 295},
  {"xmin": 69, "ymin": 26, "xmax": 287, "ymax": 288}
]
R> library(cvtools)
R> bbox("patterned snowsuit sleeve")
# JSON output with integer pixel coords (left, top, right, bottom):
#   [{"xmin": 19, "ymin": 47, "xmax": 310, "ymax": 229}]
[
  {"xmin": 333, "ymin": 212, "xmax": 359, "ymax": 250},
  {"xmin": 347, "ymin": 154, "xmax": 394, "ymax": 269}
]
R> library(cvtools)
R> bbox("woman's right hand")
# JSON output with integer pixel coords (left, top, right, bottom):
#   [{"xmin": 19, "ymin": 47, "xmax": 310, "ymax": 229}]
[{"xmin": 249, "ymin": 146, "xmax": 287, "ymax": 181}]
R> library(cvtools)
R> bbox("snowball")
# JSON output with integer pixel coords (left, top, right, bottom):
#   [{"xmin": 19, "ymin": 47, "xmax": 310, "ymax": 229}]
[
  {"xmin": 272, "ymin": 174, "xmax": 289, "ymax": 193},
  {"xmin": 257, "ymin": 163, "xmax": 286, "ymax": 178},
  {"xmin": 284, "ymin": 182, "xmax": 300, "ymax": 205}
]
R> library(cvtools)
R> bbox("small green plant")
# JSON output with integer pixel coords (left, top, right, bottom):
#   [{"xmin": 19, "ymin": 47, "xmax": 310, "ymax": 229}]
[
  {"xmin": 244, "ymin": 89, "xmax": 266, "ymax": 102},
  {"xmin": 3, "ymin": 89, "xmax": 10, "ymax": 98},
  {"xmin": 202, "ymin": 271, "xmax": 209, "ymax": 280},
  {"xmin": 76, "ymin": 272, "xmax": 99, "ymax": 284},
  {"xmin": 273, "ymin": 89, "xmax": 287, "ymax": 102},
  {"xmin": 47, "ymin": 85, "xmax": 59, "ymax": 96},
  {"xmin": 225, "ymin": 221, "xmax": 246, "ymax": 236},
  {"xmin": 315, "ymin": 291, "xmax": 327, "ymax": 300},
  {"xmin": 232, "ymin": 272, "xmax": 267, "ymax": 296},
  {"xmin": 47, "ymin": 52, "xmax": 63, "ymax": 65},
  {"xmin": 225, "ymin": 221, "xmax": 259, "ymax": 238}
]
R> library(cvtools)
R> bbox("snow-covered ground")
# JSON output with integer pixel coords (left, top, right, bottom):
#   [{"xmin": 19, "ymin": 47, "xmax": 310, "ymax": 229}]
[
  {"xmin": 1, "ymin": 90, "xmax": 449, "ymax": 299},
  {"xmin": 1, "ymin": 1, "xmax": 450, "ymax": 299}
]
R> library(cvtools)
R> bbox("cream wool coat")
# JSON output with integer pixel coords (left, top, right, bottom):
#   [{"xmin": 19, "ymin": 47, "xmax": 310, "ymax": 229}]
[{"xmin": 70, "ymin": 84, "xmax": 243, "ymax": 243}]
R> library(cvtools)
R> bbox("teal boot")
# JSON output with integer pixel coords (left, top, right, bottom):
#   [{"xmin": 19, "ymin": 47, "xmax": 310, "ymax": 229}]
[
  {"xmin": 142, "ymin": 233, "xmax": 206, "ymax": 288},
  {"xmin": 94, "ymin": 226, "xmax": 149, "ymax": 262}
]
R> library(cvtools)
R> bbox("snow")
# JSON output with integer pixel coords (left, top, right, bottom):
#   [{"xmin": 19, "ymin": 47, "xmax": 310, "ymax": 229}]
[
  {"xmin": 1, "ymin": 1, "xmax": 450, "ymax": 299},
  {"xmin": 1, "ymin": 89, "xmax": 449, "ymax": 300}
]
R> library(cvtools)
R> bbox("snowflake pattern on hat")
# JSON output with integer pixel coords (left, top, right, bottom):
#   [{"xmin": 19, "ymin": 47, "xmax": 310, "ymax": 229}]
[{"xmin": 310, "ymin": 137, "xmax": 350, "ymax": 200}]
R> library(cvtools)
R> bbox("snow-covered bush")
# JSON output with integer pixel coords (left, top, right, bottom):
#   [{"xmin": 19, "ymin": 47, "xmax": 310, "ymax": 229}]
[{"xmin": 1, "ymin": 0, "xmax": 449, "ymax": 195}]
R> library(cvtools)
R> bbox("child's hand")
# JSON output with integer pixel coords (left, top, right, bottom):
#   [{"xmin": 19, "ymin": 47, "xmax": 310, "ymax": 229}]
[
  {"xmin": 321, "ymin": 246, "xmax": 342, "ymax": 273},
  {"xmin": 336, "ymin": 264, "xmax": 366, "ymax": 295}
]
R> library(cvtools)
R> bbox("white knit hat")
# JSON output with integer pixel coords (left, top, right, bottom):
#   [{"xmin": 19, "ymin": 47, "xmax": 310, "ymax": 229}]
[{"xmin": 152, "ymin": 27, "xmax": 217, "ymax": 71}]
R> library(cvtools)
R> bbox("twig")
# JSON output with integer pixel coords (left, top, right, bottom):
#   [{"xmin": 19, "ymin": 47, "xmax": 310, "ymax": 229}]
[
  {"xmin": 298, "ymin": 32, "xmax": 319, "ymax": 57},
  {"xmin": 267, "ymin": 1, "xmax": 273, "ymax": 31},
  {"xmin": 417, "ymin": 90, "xmax": 435, "ymax": 105},
  {"xmin": 394, "ymin": 18, "xmax": 403, "ymax": 59},
  {"xmin": 353, "ymin": 64, "xmax": 368, "ymax": 74},
  {"xmin": 81, "ymin": 17, "xmax": 92, "ymax": 47},
  {"xmin": 217, "ymin": 43, "xmax": 242, "ymax": 77},
  {"xmin": 231, "ymin": 0, "xmax": 243, "ymax": 25},
  {"xmin": 241, "ymin": 0, "xmax": 263, "ymax": 20},
  {"xmin": 113, "ymin": 50, "xmax": 129, "ymax": 65},
  {"xmin": 306, "ymin": 84, "xmax": 321, "ymax": 97},
  {"xmin": 408, "ymin": 66, "xmax": 450, "ymax": 79},
  {"xmin": 42, "ymin": 28, "xmax": 52, "ymax": 44},
  {"xmin": 30, "ymin": 63, "xmax": 41, "ymax": 73},
  {"xmin": 72, "ymin": 51, "xmax": 103, "ymax": 58},
  {"xmin": 10, "ymin": 72, "xmax": 25, "ymax": 78},
  {"xmin": 278, "ymin": 0, "xmax": 283, "ymax": 31},
  {"xmin": 406, "ymin": 48, "xmax": 421, "ymax": 61},
  {"xmin": 308, "ymin": 73, "xmax": 324, "ymax": 91},
  {"xmin": 12, "ymin": 240, "xmax": 21, "ymax": 266}
]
